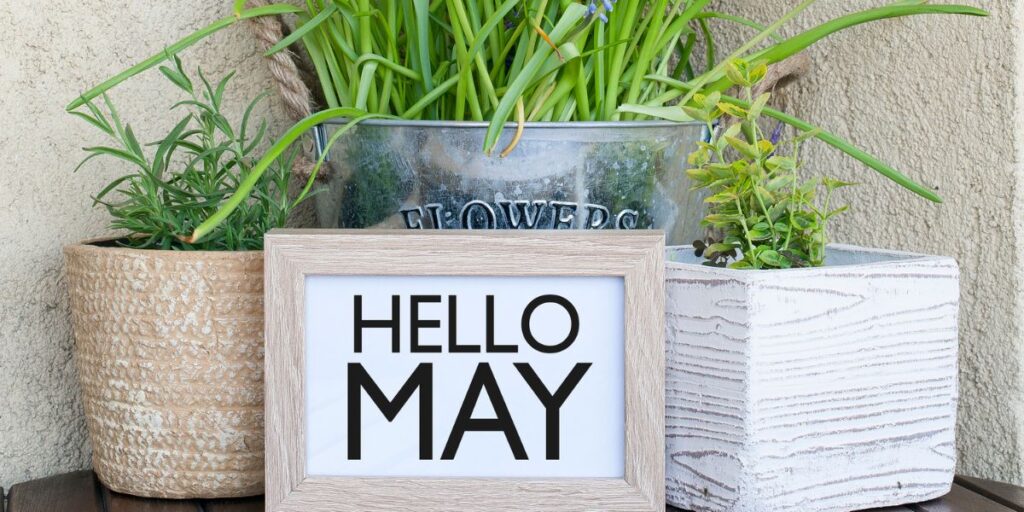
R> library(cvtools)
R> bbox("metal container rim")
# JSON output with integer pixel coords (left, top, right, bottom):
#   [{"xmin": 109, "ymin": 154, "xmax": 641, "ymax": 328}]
[{"xmin": 321, "ymin": 118, "xmax": 705, "ymax": 129}]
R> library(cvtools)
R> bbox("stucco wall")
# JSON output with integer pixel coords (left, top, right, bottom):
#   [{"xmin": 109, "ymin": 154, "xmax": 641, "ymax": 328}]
[
  {"xmin": 0, "ymin": 0, "xmax": 1020, "ymax": 491},
  {"xmin": 0, "ymin": 0, "xmax": 292, "ymax": 489},
  {"xmin": 719, "ymin": 0, "xmax": 1022, "ymax": 483}
]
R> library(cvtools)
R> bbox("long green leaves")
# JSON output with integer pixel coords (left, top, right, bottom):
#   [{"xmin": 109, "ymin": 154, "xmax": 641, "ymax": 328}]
[
  {"xmin": 65, "ymin": 4, "xmax": 301, "ymax": 111},
  {"xmin": 723, "ymin": 94, "xmax": 941, "ymax": 203},
  {"xmin": 620, "ymin": 3, "xmax": 987, "ymax": 202},
  {"xmin": 623, "ymin": 74, "xmax": 943, "ymax": 202},
  {"xmin": 699, "ymin": 3, "xmax": 988, "ymax": 95},
  {"xmin": 67, "ymin": 0, "xmax": 986, "ymax": 241},
  {"xmin": 483, "ymin": 4, "xmax": 586, "ymax": 152},
  {"xmin": 677, "ymin": 0, "xmax": 817, "ymax": 109}
]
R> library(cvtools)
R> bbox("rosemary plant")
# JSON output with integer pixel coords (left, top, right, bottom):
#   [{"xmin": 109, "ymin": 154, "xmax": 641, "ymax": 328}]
[
  {"xmin": 73, "ymin": 57, "xmax": 306, "ymax": 250},
  {"xmin": 66, "ymin": 1, "xmax": 987, "ymax": 243}
]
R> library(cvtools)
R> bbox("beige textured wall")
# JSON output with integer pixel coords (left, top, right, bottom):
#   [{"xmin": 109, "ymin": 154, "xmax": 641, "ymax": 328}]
[
  {"xmin": 719, "ymin": 0, "xmax": 1021, "ymax": 483},
  {"xmin": 0, "ymin": 0, "xmax": 292, "ymax": 489}
]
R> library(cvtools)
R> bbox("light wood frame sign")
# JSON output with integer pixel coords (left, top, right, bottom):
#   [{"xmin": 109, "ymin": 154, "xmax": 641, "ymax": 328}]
[{"xmin": 265, "ymin": 230, "xmax": 665, "ymax": 511}]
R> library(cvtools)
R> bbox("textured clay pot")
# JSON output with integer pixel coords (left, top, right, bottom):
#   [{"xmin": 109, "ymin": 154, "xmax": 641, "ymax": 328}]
[{"xmin": 64, "ymin": 239, "xmax": 264, "ymax": 499}]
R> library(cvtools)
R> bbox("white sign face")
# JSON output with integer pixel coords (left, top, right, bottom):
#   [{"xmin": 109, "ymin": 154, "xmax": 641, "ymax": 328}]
[{"xmin": 305, "ymin": 275, "xmax": 625, "ymax": 479}]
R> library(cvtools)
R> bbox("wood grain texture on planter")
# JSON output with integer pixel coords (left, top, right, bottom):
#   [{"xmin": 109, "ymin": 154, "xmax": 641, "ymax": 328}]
[
  {"xmin": 64, "ymin": 240, "xmax": 265, "ymax": 499},
  {"xmin": 664, "ymin": 244, "xmax": 960, "ymax": 512}
]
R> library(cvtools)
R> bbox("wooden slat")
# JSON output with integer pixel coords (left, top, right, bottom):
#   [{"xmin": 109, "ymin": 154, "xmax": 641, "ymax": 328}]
[
  {"xmin": 202, "ymin": 495, "xmax": 265, "ymax": 512},
  {"xmin": 911, "ymin": 484, "xmax": 1015, "ymax": 512},
  {"xmin": 7, "ymin": 470, "xmax": 102, "ymax": 512},
  {"xmin": 673, "ymin": 505, "xmax": 916, "ymax": 511},
  {"xmin": 5, "ymin": 470, "xmax": 1022, "ymax": 512},
  {"xmin": 102, "ymin": 486, "xmax": 201, "ymax": 512},
  {"xmin": 956, "ymin": 476, "xmax": 1024, "ymax": 511}
]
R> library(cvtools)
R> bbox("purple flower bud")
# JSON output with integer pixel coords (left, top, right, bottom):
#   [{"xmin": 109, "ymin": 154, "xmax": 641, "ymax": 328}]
[
  {"xmin": 598, "ymin": 12, "xmax": 608, "ymax": 23},
  {"xmin": 602, "ymin": 0, "xmax": 613, "ymax": 12},
  {"xmin": 770, "ymin": 121, "xmax": 785, "ymax": 145}
]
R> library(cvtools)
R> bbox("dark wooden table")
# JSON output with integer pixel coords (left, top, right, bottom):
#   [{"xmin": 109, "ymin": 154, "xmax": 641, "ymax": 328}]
[{"xmin": 6, "ymin": 471, "xmax": 1023, "ymax": 511}]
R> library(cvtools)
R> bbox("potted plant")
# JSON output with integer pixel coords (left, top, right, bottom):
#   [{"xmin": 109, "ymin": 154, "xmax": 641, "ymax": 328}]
[
  {"xmin": 64, "ymin": 59, "xmax": 310, "ymax": 498},
  {"xmin": 64, "ymin": 1, "xmax": 986, "ymax": 247},
  {"xmin": 664, "ymin": 61, "xmax": 960, "ymax": 512}
]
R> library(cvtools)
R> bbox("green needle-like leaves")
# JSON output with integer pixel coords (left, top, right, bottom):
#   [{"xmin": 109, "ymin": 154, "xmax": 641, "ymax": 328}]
[
  {"xmin": 74, "ymin": 62, "xmax": 310, "ymax": 250},
  {"xmin": 187, "ymin": 107, "xmax": 389, "ymax": 243}
]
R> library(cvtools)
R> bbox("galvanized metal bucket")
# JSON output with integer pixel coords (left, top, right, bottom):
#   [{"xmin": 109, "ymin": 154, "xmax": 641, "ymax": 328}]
[{"xmin": 314, "ymin": 120, "xmax": 708, "ymax": 245}]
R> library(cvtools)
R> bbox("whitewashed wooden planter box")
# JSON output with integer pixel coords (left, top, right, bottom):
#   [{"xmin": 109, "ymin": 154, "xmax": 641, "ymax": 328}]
[{"xmin": 665, "ymin": 244, "xmax": 959, "ymax": 512}]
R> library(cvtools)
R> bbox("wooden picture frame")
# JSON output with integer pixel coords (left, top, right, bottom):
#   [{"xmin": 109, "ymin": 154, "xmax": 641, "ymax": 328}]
[{"xmin": 264, "ymin": 230, "xmax": 665, "ymax": 511}]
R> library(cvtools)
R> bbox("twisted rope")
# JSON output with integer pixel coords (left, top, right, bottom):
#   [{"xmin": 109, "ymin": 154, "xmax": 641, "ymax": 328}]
[
  {"xmin": 245, "ymin": 0, "xmax": 321, "ymax": 178},
  {"xmin": 245, "ymin": 0, "xmax": 314, "ymax": 122}
]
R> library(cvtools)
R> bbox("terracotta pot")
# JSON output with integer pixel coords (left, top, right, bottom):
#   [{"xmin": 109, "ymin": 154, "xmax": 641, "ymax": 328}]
[{"xmin": 64, "ymin": 239, "xmax": 264, "ymax": 499}]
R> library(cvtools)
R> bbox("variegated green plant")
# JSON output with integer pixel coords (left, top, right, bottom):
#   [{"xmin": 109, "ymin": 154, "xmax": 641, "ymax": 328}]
[
  {"xmin": 688, "ymin": 59, "xmax": 852, "ymax": 269},
  {"xmin": 66, "ymin": 1, "xmax": 987, "ymax": 243}
]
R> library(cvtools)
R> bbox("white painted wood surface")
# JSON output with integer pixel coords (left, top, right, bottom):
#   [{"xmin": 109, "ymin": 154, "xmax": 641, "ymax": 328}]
[
  {"xmin": 664, "ymin": 244, "xmax": 960, "ymax": 512},
  {"xmin": 264, "ymin": 230, "xmax": 666, "ymax": 512}
]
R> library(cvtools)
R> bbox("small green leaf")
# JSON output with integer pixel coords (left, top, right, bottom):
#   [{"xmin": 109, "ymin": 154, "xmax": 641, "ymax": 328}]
[
  {"xmin": 723, "ymin": 123, "xmax": 743, "ymax": 139},
  {"xmin": 705, "ymin": 191, "xmax": 738, "ymax": 204},
  {"xmin": 747, "ymin": 229, "xmax": 771, "ymax": 240},
  {"xmin": 766, "ymin": 156, "xmax": 797, "ymax": 171},
  {"xmin": 618, "ymin": 104, "xmax": 696, "ymax": 123},
  {"xmin": 823, "ymin": 177, "xmax": 858, "ymax": 190},
  {"xmin": 686, "ymin": 168, "xmax": 711, "ymax": 181},
  {"xmin": 718, "ymin": 102, "xmax": 746, "ymax": 117},
  {"xmin": 749, "ymin": 92, "xmax": 770, "ymax": 119},
  {"xmin": 158, "ymin": 65, "xmax": 193, "ymax": 93},
  {"xmin": 725, "ymin": 59, "xmax": 749, "ymax": 87},
  {"xmin": 707, "ymin": 163, "xmax": 734, "ymax": 178},
  {"xmin": 749, "ymin": 63, "xmax": 769, "ymax": 84},
  {"xmin": 726, "ymin": 136, "xmax": 759, "ymax": 159},
  {"xmin": 688, "ymin": 149, "xmax": 711, "ymax": 166},
  {"xmin": 69, "ymin": 110, "xmax": 114, "ymax": 136},
  {"xmin": 681, "ymin": 106, "xmax": 710, "ymax": 123},
  {"xmin": 757, "ymin": 249, "xmax": 778, "ymax": 265},
  {"xmin": 826, "ymin": 205, "xmax": 850, "ymax": 219},
  {"xmin": 704, "ymin": 213, "xmax": 742, "ymax": 225},
  {"xmin": 705, "ymin": 243, "xmax": 738, "ymax": 257},
  {"xmin": 704, "ymin": 92, "xmax": 722, "ymax": 111},
  {"xmin": 766, "ymin": 174, "xmax": 794, "ymax": 191}
]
